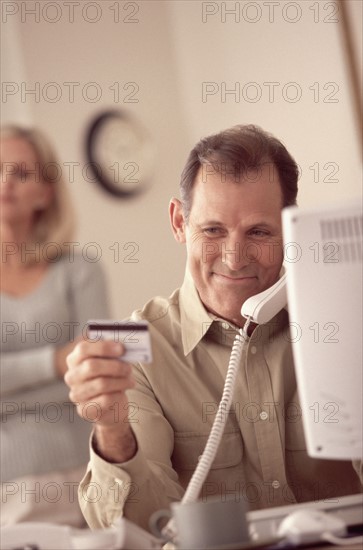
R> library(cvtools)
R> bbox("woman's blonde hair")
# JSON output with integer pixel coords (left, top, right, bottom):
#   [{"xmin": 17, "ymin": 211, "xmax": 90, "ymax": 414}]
[{"xmin": 1, "ymin": 125, "xmax": 75, "ymax": 262}]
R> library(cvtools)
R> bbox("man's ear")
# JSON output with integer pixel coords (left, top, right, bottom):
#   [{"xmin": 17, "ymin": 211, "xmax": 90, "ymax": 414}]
[{"xmin": 169, "ymin": 198, "xmax": 187, "ymax": 243}]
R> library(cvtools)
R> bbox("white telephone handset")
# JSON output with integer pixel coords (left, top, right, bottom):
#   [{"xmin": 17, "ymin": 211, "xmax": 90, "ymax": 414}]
[{"xmin": 241, "ymin": 269, "xmax": 287, "ymax": 324}]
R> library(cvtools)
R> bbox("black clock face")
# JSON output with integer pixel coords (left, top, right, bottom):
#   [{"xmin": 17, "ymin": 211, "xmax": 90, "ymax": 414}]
[{"xmin": 86, "ymin": 110, "xmax": 154, "ymax": 197}]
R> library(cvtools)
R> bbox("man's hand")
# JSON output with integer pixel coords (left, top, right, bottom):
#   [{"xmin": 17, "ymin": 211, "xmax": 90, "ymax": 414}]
[{"xmin": 64, "ymin": 340, "xmax": 137, "ymax": 463}]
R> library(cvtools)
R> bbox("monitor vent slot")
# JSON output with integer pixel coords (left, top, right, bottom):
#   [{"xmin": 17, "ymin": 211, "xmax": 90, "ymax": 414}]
[{"xmin": 320, "ymin": 215, "xmax": 362, "ymax": 264}]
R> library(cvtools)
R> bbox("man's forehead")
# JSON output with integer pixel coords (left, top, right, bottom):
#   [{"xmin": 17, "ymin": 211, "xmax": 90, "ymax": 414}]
[
  {"xmin": 192, "ymin": 165, "xmax": 282, "ymax": 203},
  {"xmin": 187, "ymin": 164, "xmax": 283, "ymax": 222}
]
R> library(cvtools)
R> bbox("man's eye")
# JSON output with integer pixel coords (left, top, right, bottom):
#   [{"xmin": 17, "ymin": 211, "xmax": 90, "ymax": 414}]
[
  {"xmin": 204, "ymin": 227, "xmax": 222, "ymax": 235},
  {"xmin": 250, "ymin": 229, "xmax": 269, "ymax": 237}
]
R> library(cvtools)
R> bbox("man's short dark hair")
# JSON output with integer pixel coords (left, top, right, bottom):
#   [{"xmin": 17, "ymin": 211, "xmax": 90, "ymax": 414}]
[{"xmin": 180, "ymin": 124, "xmax": 299, "ymax": 221}]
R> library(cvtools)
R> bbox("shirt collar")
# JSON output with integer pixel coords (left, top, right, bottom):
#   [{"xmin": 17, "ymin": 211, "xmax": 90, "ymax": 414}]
[
  {"xmin": 178, "ymin": 268, "xmax": 289, "ymax": 356},
  {"xmin": 179, "ymin": 269, "xmax": 215, "ymax": 356}
]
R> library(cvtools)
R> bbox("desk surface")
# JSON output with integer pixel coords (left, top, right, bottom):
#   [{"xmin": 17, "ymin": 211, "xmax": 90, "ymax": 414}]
[{"xmin": 283, "ymin": 545, "xmax": 362, "ymax": 550}]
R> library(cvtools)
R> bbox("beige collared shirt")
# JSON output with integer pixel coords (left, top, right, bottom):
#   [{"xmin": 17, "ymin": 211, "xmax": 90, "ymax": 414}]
[{"xmin": 79, "ymin": 270, "xmax": 362, "ymax": 531}]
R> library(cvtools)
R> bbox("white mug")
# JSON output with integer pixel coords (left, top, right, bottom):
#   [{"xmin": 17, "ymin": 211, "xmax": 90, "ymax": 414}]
[{"xmin": 150, "ymin": 498, "xmax": 249, "ymax": 549}]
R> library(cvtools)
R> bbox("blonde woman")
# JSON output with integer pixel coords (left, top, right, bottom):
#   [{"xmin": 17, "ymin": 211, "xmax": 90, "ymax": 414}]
[{"xmin": 0, "ymin": 126, "xmax": 110, "ymax": 525}]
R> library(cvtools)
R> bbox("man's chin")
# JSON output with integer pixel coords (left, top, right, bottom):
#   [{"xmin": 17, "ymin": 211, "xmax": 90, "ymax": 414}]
[{"xmin": 199, "ymin": 284, "xmax": 260, "ymax": 323}]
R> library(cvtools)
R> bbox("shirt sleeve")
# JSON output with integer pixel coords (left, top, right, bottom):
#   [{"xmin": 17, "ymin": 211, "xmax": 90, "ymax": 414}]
[
  {"xmin": 79, "ymin": 368, "xmax": 185, "ymax": 531},
  {"xmin": 79, "ymin": 436, "xmax": 184, "ymax": 532}
]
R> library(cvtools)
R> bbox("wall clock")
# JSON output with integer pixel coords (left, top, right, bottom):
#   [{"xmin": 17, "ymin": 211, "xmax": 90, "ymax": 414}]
[{"xmin": 86, "ymin": 110, "xmax": 154, "ymax": 197}]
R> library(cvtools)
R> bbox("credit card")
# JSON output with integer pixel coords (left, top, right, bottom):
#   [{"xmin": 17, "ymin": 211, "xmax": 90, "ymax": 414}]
[{"xmin": 87, "ymin": 320, "xmax": 152, "ymax": 364}]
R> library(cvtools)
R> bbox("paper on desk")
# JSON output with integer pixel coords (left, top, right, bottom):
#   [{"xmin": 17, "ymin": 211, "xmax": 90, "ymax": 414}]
[
  {"xmin": 0, "ymin": 522, "xmax": 125, "ymax": 550},
  {"xmin": 0, "ymin": 523, "xmax": 72, "ymax": 549}
]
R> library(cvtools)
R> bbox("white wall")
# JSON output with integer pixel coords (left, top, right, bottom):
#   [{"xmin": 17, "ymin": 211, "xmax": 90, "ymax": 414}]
[
  {"xmin": 1, "ymin": 0, "xmax": 361, "ymax": 318},
  {"xmin": 166, "ymin": 0, "xmax": 362, "ymax": 204}
]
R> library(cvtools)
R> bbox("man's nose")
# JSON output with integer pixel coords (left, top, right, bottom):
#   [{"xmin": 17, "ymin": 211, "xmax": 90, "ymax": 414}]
[{"xmin": 221, "ymin": 236, "xmax": 251, "ymax": 271}]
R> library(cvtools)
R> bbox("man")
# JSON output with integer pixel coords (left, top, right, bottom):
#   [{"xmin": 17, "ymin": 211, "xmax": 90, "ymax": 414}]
[{"xmin": 65, "ymin": 125, "xmax": 362, "ymax": 531}]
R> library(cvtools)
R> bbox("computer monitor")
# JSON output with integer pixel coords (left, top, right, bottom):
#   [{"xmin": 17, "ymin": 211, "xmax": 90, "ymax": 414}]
[
  {"xmin": 282, "ymin": 200, "xmax": 362, "ymax": 460},
  {"xmin": 247, "ymin": 200, "xmax": 363, "ymax": 540}
]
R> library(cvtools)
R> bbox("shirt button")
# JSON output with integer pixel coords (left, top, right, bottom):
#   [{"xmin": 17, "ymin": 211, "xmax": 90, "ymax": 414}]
[
  {"xmin": 114, "ymin": 478, "xmax": 123, "ymax": 486},
  {"xmin": 222, "ymin": 322, "xmax": 230, "ymax": 329},
  {"xmin": 250, "ymin": 345, "xmax": 257, "ymax": 354},
  {"xmin": 272, "ymin": 480, "xmax": 280, "ymax": 489},
  {"xmin": 259, "ymin": 411, "xmax": 269, "ymax": 421}
]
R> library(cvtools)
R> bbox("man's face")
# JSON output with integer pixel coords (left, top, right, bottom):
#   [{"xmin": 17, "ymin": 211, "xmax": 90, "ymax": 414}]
[{"xmin": 170, "ymin": 164, "xmax": 284, "ymax": 327}]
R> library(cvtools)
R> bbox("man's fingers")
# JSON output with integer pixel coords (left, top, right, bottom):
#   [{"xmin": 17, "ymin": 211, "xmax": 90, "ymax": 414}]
[
  {"xmin": 67, "ymin": 339, "xmax": 125, "ymax": 368},
  {"xmin": 64, "ymin": 358, "xmax": 132, "ymax": 386},
  {"xmin": 68, "ymin": 374, "xmax": 135, "ymax": 404},
  {"xmin": 72, "ymin": 391, "xmax": 135, "ymax": 423},
  {"xmin": 64, "ymin": 339, "xmax": 136, "ymax": 428},
  {"xmin": 80, "ymin": 357, "xmax": 132, "ymax": 380}
]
